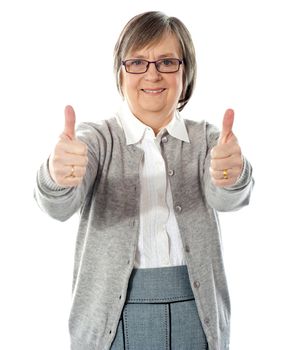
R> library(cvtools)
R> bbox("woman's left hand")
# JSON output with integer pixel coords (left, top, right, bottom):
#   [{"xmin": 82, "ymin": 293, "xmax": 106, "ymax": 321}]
[{"xmin": 209, "ymin": 109, "xmax": 244, "ymax": 188}]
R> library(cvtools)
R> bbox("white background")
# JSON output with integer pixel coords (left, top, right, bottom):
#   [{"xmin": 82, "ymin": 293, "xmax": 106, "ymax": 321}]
[{"xmin": 1, "ymin": 0, "xmax": 298, "ymax": 349}]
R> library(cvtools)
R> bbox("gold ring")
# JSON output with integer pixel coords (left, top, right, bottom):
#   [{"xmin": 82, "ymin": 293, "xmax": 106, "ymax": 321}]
[
  {"xmin": 70, "ymin": 165, "xmax": 75, "ymax": 178},
  {"xmin": 223, "ymin": 169, "xmax": 228, "ymax": 180}
]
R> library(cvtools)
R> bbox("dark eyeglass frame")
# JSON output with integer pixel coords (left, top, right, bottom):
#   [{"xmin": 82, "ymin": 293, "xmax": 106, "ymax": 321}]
[{"xmin": 121, "ymin": 58, "xmax": 184, "ymax": 74}]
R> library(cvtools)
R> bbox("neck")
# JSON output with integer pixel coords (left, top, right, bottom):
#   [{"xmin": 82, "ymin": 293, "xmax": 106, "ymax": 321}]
[{"xmin": 135, "ymin": 112, "xmax": 173, "ymax": 136}]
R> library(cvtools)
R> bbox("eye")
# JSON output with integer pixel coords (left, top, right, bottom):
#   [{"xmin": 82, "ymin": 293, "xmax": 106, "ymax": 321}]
[
  {"xmin": 161, "ymin": 59, "xmax": 176, "ymax": 66},
  {"xmin": 130, "ymin": 59, "xmax": 146, "ymax": 66}
]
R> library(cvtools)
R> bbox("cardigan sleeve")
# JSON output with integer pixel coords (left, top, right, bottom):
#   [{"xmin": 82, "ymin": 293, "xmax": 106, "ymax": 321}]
[
  {"xmin": 34, "ymin": 122, "xmax": 102, "ymax": 221},
  {"xmin": 202, "ymin": 123, "xmax": 254, "ymax": 212}
]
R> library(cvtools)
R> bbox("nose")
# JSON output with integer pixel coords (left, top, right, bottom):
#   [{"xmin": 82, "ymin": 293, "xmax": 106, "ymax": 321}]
[{"xmin": 144, "ymin": 62, "xmax": 161, "ymax": 81}]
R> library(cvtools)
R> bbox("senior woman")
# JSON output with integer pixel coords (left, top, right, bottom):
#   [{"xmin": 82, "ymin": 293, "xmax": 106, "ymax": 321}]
[{"xmin": 34, "ymin": 11, "xmax": 254, "ymax": 350}]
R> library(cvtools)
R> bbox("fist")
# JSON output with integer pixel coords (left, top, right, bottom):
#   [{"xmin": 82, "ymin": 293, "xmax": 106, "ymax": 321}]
[
  {"xmin": 49, "ymin": 105, "xmax": 88, "ymax": 187},
  {"xmin": 209, "ymin": 109, "xmax": 243, "ymax": 187}
]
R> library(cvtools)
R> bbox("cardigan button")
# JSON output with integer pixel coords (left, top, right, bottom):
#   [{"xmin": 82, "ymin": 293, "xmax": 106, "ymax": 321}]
[
  {"xmin": 161, "ymin": 136, "xmax": 168, "ymax": 143},
  {"xmin": 128, "ymin": 145, "xmax": 136, "ymax": 152},
  {"xmin": 193, "ymin": 280, "xmax": 200, "ymax": 288},
  {"xmin": 168, "ymin": 169, "xmax": 174, "ymax": 176},
  {"xmin": 204, "ymin": 317, "xmax": 210, "ymax": 326},
  {"xmin": 175, "ymin": 205, "xmax": 182, "ymax": 213}
]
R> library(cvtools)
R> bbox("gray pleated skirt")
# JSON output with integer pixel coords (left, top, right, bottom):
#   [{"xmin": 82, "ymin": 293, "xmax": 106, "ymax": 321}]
[{"xmin": 110, "ymin": 265, "xmax": 208, "ymax": 350}]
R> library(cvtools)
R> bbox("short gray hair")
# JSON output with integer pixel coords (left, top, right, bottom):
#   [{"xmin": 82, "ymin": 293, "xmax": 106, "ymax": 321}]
[{"xmin": 113, "ymin": 11, "xmax": 197, "ymax": 111}]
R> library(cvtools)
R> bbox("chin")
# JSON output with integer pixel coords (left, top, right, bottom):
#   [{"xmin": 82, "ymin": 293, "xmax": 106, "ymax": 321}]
[{"xmin": 140, "ymin": 102, "xmax": 166, "ymax": 113}]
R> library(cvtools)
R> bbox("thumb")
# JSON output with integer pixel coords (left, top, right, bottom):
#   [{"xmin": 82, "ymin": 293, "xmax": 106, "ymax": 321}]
[
  {"xmin": 63, "ymin": 105, "xmax": 76, "ymax": 140},
  {"xmin": 218, "ymin": 108, "xmax": 234, "ymax": 144}
]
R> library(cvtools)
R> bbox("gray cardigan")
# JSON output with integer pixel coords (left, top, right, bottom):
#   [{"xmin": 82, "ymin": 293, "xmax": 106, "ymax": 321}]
[{"xmin": 34, "ymin": 116, "xmax": 254, "ymax": 350}]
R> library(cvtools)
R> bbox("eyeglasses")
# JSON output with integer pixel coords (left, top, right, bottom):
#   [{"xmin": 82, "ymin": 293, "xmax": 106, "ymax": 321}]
[{"xmin": 122, "ymin": 58, "xmax": 183, "ymax": 74}]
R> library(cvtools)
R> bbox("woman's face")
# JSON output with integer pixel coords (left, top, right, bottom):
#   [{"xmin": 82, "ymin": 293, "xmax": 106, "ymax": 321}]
[{"xmin": 121, "ymin": 33, "xmax": 184, "ymax": 132}]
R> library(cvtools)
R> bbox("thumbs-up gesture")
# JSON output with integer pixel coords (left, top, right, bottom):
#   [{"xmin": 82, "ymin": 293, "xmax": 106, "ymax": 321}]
[
  {"xmin": 49, "ymin": 106, "xmax": 88, "ymax": 187},
  {"xmin": 209, "ymin": 109, "xmax": 244, "ymax": 188}
]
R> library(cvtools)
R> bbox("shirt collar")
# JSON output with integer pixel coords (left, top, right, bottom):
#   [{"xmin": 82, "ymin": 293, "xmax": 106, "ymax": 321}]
[{"xmin": 116, "ymin": 101, "xmax": 190, "ymax": 145}]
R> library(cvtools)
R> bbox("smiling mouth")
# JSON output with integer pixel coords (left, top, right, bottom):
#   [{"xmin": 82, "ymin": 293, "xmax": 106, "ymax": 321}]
[{"xmin": 141, "ymin": 88, "xmax": 166, "ymax": 94}]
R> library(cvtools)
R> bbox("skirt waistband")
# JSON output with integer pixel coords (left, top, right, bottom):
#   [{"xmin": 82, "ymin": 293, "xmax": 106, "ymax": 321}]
[{"xmin": 125, "ymin": 265, "xmax": 194, "ymax": 304}]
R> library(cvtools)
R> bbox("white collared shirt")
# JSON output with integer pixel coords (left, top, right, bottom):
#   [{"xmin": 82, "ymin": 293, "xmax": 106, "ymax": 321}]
[{"xmin": 117, "ymin": 102, "xmax": 189, "ymax": 268}]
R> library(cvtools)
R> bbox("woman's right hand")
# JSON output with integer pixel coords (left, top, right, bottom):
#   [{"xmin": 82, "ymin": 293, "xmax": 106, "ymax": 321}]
[{"xmin": 49, "ymin": 105, "xmax": 89, "ymax": 187}]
